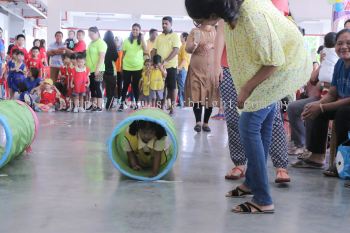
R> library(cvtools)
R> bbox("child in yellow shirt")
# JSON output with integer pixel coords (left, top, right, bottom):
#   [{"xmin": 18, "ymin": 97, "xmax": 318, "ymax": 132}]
[
  {"xmin": 139, "ymin": 59, "xmax": 152, "ymax": 107},
  {"xmin": 149, "ymin": 55, "xmax": 167, "ymax": 108}
]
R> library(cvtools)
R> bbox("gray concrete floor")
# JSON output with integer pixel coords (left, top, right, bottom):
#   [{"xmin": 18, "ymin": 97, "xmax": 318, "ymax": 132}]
[{"xmin": 0, "ymin": 108, "xmax": 349, "ymax": 233}]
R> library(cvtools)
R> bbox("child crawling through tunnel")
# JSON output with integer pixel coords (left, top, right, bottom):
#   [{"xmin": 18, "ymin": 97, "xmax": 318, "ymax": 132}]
[{"xmin": 123, "ymin": 120, "xmax": 168, "ymax": 177}]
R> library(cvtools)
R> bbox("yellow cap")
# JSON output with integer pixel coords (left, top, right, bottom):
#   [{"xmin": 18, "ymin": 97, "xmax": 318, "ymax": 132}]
[{"xmin": 44, "ymin": 79, "xmax": 53, "ymax": 86}]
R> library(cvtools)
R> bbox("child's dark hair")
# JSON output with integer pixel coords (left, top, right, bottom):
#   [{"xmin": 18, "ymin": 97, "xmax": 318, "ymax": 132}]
[
  {"xmin": 324, "ymin": 32, "xmax": 337, "ymax": 48},
  {"xmin": 185, "ymin": 0, "xmax": 244, "ymax": 24},
  {"xmin": 18, "ymin": 82, "xmax": 28, "ymax": 93},
  {"xmin": 336, "ymin": 29, "xmax": 350, "ymax": 42},
  {"xmin": 149, "ymin": 29, "xmax": 157, "ymax": 35},
  {"xmin": 15, "ymin": 50, "xmax": 24, "ymax": 56},
  {"xmin": 144, "ymin": 59, "xmax": 151, "ymax": 65},
  {"xmin": 317, "ymin": 45, "xmax": 324, "ymax": 54},
  {"xmin": 181, "ymin": 32, "xmax": 189, "ymax": 41},
  {"xmin": 129, "ymin": 120, "xmax": 167, "ymax": 140},
  {"xmin": 77, "ymin": 29, "xmax": 85, "ymax": 35},
  {"xmin": 129, "ymin": 23, "xmax": 142, "ymax": 45},
  {"xmin": 30, "ymin": 68, "xmax": 40, "ymax": 79},
  {"xmin": 62, "ymin": 53, "xmax": 71, "ymax": 60},
  {"xmin": 153, "ymin": 54, "xmax": 162, "ymax": 65},
  {"xmin": 31, "ymin": 46, "xmax": 40, "ymax": 52},
  {"xmin": 70, "ymin": 53, "xmax": 77, "ymax": 60},
  {"xmin": 16, "ymin": 34, "xmax": 26, "ymax": 40},
  {"xmin": 76, "ymin": 53, "xmax": 85, "ymax": 60}
]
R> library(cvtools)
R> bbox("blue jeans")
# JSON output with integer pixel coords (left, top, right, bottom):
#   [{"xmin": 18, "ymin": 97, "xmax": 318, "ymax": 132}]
[
  {"xmin": 239, "ymin": 103, "xmax": 276, "ymax": 206},
  {"xmin": 176, "ymin": 68, "xmax": 187, "ymax": 107}
]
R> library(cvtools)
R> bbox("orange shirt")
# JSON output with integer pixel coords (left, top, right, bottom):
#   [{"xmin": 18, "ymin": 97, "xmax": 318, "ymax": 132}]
[{"xmin": 115, "ymin": 50, "xmax": 123, "ymax": 72}]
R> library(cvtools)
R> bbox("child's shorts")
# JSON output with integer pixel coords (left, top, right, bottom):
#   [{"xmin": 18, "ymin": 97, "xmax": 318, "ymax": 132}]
[
  {"xmin": 139, "ymin": 94, "xmax": 150, "ymax": 103},
  {"xmin": 72, "ymin": 92, "xmax": 86, "ymax": 97},
  {"xmin": 150, "ymin": 90, "xmax": 164, "ymax": 100}
]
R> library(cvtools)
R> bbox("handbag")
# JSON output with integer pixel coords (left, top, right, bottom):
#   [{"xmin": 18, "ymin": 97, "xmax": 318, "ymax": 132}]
[
  {"xmin": 336, "ymin": 132, "xmax": 350, "ymax": 180},
  {"xmin": 88, "ymin": 50, "xmax": 104, "ymax": 82}
]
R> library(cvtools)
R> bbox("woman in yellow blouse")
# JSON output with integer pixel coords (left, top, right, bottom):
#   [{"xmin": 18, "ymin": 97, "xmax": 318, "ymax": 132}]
[{"xmin": 185, "ymin": 0, "xmax": 311, "ymax": 214}]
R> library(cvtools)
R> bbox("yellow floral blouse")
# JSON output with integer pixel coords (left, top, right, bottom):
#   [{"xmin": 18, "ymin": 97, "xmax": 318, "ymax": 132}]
[{"xmin": 224, "ymin": 0, "xmax": 312, "ymax": 112}]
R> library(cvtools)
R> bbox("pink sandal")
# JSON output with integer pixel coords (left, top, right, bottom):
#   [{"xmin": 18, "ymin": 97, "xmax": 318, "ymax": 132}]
[{"xmin": 225, "ymin": 167, "xmax": 245, "ymax": 180}]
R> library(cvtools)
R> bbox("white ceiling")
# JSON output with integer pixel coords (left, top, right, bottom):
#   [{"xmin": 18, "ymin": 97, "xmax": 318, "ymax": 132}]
[{"xmin": 49, "ymin": 0, "xmax": 334, "ymax": 33}]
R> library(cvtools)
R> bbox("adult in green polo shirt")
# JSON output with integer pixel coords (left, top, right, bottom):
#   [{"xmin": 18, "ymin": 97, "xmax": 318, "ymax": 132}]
[
  {"xmin": 152, "ymin": 16, "xmax": 181, "ymax": 115},
  {"xmin": 119, "ymin": 23, "xmax": 147, "ymax": 111},
  {"xmin": 86, "ymin": 26, "xmax": 107, "ymax": 112}
]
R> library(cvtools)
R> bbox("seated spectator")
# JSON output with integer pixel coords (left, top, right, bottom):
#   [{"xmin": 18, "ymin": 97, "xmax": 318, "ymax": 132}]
[
  {"xmin": 287, "ymin": 32, "xmax": 338, "ymax": 156},
  {"xmin": 25, "ymin": 68, "xmax": 42, "ymax": 93},
  {"xmin": 32, "ymin": 79, "xmax": 65, "ymax": 112},
  {"xmin": 292, "ymin": 29, "xmax": 350, "ymax": 169},
  {"xmin": 17, "ymin": 81, "xmax": 34, "ymax": 108}
]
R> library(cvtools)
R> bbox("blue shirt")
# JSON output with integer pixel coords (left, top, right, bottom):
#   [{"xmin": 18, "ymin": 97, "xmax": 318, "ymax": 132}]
[
  {"xmin": 48, "ymin": 42, "xmax": 66, "ymax": 67},
  {"xmin": 25, "ymin": 77, "xmax": 41, "ymax": 92},
  {"xmin": 332, "ymin": 59, "xmax": 350, "ymax": 98}
]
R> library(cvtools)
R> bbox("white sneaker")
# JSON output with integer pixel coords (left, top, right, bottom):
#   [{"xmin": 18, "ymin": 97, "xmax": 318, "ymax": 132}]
[
  {"xmin": 79, "ymin": 107, "xmax": 85, "ymax": 113},
  {"xmin": 66, "ymin": 106, "xmax": 72, "ymax": 112},
  {"xmin": 73, "ymin": 107, "xmax": 78, "ymax": 113}
]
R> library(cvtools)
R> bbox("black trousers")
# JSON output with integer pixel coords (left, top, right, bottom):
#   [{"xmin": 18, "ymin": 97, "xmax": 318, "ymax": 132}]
[
  {"xmin": 89, "ymin": 73, "xmax": 103, "ymax": 98},
  {"xmin": 307, "ymin": 106, "xmax": 350, "ymax": 154},
  {"xmin": 116, "ymin": 72, "xmax": 123, "ymax": 99},
  {"xmin": 193, "ymin": 103, "xmax": 213, "ymax": 124},
  {"xmin": 103, "ymin": 73, "xmax": 116, "ymax": 109},
  {"xmin": 121, "ymin": 70, "xmax": 142, "ymax": 103}
]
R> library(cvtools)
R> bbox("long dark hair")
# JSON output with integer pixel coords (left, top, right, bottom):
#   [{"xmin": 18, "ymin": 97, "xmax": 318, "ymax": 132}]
[
  {"xmin": 129, "ymin": 23, "xmax": 142, "ymax": 45},
  {"xmin": 104, "ymin": 30, "xmax": 118, "ymax": 62},
  {"xmin": 185, "ymin": 0, "xmax": 244, "ymax": 24},
  {"xmin": 129, "ymin": 120, "xmax": 167, "ymax": 140},
  {"xmin": 336, "ymin": 29, "xmax": 350, "ymax": 42}
]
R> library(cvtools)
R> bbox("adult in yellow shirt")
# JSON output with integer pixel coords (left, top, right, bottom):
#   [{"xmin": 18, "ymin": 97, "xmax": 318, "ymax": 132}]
[
  {"xmin": 146, "ymin": 29, "xmax": 158, "ymax": 57},
  {"xmin": 177, "ymin": 32, "xmax": 190, "ymax": 108},
  {"xmin": 185, "ymin": 0, "xmax": 311, "ymax": 214},
  {"xmin": 152, "ymin": 16, "xmax": 181, "ymax": 115}
]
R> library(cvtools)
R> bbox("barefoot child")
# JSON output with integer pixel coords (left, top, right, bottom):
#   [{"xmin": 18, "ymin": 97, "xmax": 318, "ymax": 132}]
[
  {"xmin": 123, "ymin": 120, "xmax": 168, "ymax": 177},
  {"xmin": 71, "ymin": 54, "xmax": 90, "ymax": 113}
]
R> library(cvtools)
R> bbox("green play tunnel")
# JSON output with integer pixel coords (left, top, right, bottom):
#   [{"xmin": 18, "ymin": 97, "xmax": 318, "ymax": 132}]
[
  {"xmin": 0, "ymin": 100, "xmax": 39, "ymax": 169},
  {"xmin": 107, "ymin": 108, "xmax": 178, "ymax": 181}
]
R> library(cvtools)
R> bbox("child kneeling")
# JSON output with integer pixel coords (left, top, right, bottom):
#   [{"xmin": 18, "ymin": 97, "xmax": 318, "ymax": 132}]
[{"xmin": 123, "ymin": 120, "xmax": 168, "ymax": 177}]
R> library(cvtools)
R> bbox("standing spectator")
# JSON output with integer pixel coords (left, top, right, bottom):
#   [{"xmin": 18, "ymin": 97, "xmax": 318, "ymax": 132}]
[
  {"xmin": 65, "ymin": 30, "xmax": 77, "ymax": 50},
  {"xmin": 39, "ymin": 39, "xmax": 48, "ymax": 66},
  {"xmin": 147, "ymin": 29, "xmax": 158, "ymax": 56},
  {"xmin": 0, "ymin": 31, "xmax": 5, "ymax": 78},
  {"xmin": 118, "ymin": 23, "xmax": 147, "ymax": 111},
  {"xmin": 114, "ymin": 36, "xmax": 124, "ymax": 101},
  {"xmin": 0, "ymin": 27, "xmax": 4, "ymax": 45},
  {"xmin": 177, "ymin": 32, "xmax": 190, "ymax": 108},
  {"xmin": 103, "ymin": 30, "xmax": 118, "ymax": 110},
  {"xmin": 185, "ymin": 0, "xmax": 310, "ymax": 214},
  {"xmin": 47, "ymin": 31, "xmax": 68, "ymax": 82},
  {"xmin": 27, "ymin": 46, "xmax": 44, "ymax": 77},
  {"xmin": 74, "ymin": 30, "xmax": 87, "ymax": 53},
  {"xmin": 152, "ymin": 16, "xmax": 181, "ymax": 115},
  {"xmin": 185, "ymin": 26, "xmax": 219, "ymax": 132},
  {"xmin": 86, "ymin": 26, "xmax": 107, "ymax": 112},
  {"xmin": 10, "ymin": 34, "xmax": 29, "ymax": 61}
]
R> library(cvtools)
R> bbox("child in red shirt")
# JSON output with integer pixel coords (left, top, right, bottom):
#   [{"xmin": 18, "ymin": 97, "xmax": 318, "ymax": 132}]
[
  {"xmin": 33, "ymin": 79, "xmax": 58, "ymax": 112},
  {"xmin": 27, "ymin": 46, "xmax": 44, "ymax": 77},
  {"xmin": 74, "ymin": 30, "xmax": 87, "ymax": 53},
  {"xmin": 71, "ymin": 54, "xmax": 90, "ymax": 113},
  {"xmin": 10, "ymin": 34, "xmax": 29, "ymax": 61},
  {"xmin": 58, "ymin": 54, "xmax": 74, "ymax": 110}
]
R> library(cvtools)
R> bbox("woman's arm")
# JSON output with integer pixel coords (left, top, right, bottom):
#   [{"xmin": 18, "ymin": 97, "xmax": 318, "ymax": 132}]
[
  {"xmin": 237, "ymin": 66, "xmax": 277, "ymax": 109},
  {"xmin": 185, "ymin": 30, "xmax": 199, "ymax": 54},
  {"xmin": 95, "ymin": 52, "xmax": 106, "ymax": 75}
]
